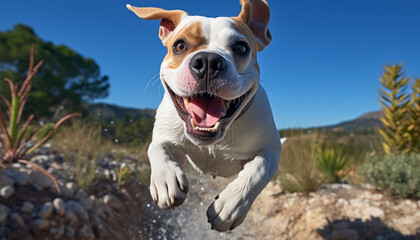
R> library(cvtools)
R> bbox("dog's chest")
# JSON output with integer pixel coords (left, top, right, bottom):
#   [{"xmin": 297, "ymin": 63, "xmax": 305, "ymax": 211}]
[{"xmin": 182, "ymin": 141, "xmax": 252, "ymax": 178}]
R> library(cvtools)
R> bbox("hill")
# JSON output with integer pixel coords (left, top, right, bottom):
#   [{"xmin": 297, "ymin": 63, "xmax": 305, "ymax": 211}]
[
  {"xmin": 324, "ymin": 110, "xmax": 382, "ymax": 132},
  {"xmin": 89, "ymin": 103, "xmax": 155, "ymax": 123}
]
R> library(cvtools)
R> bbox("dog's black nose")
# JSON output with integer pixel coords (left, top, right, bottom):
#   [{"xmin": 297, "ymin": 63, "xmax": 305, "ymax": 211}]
[{"xmin": 190, "ymin": 52, "xmax": 226, "ymax": 81}]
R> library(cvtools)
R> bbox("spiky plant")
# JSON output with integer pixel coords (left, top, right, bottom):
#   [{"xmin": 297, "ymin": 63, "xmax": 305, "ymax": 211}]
[
  {"xmin": 407, "ymin": 78, "xmax": 420, "ymax": 152},
  {"xmin": 317, "ymin": 147, "xmax": 349, "ymax": 183},
  {"xmin": 378, "ymin": 63, "xmax": 411, "ymax": 154},
  {"xmin": 0, "ymin": 44, "xmax": 80, "ymax": 191}
]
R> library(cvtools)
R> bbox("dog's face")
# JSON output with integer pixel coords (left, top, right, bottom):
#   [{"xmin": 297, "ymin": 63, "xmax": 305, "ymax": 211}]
[{"xmin": 128, "ymin": 0, "xmax": 271, "ymax": 145}]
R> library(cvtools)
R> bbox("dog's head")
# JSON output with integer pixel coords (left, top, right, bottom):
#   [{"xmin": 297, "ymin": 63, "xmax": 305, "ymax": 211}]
[{"xmin": 127, "ymin": 0, "xmax": 271, "ymax": 145}]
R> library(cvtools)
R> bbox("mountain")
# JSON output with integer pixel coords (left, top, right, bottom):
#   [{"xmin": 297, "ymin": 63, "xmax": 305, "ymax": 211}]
[
  {"xmin": 89, "ymin": 103, "xmax": 155, "ymax": 123},
  {"xmin": 323, "ymin": 110, "xmax": 382, "ymax": 132}
]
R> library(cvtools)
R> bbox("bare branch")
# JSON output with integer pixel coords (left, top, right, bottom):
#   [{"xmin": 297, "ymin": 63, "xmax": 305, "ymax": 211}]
[{"xmin": 18, "ymin": 159, "xmax": 63, "ymax": 192}]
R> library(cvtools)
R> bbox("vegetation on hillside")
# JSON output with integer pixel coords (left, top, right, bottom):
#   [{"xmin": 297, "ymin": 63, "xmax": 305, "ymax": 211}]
[{"xmin": 0, "ymin": 24, "xmax": 109, "ymax": 120}]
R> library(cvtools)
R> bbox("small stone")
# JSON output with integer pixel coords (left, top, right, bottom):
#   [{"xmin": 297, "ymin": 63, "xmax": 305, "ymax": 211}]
[
  {"xmin": 34, "ymin": 218, "xmax": 50, "ymax": 230},
  {"xmin": 66, "ymin": 200, "xmax": 89, "ymax": 221},
  {"xmin": 10, "ymin": 213, "xmax": 24, "ymax": 226},
  {"xmin": 61, "ymin": 182, "xmax": 77, "ymax": 198},
  {"xmin": 0, "ymin": 174, "xmax": 14, "ymax": 189},
  {"xmin": 0, "ymin": 204, "xmax": 8, "ymax": 223},
  {"xmin": 77, "ymin": 225, "xmax": 95, "ymax": 239},
  {"xmin": 1, "ymin": 185, "xmax": 15, "ymax": 198},
  {"xmin": 31, "ymin": 155, "xmax": 49, "ymax": 164},
  {"xmin": 29, "ymin": 170, "xmax": 54, "ymax": 188},
  {"xmin": 12, "ymin": 172, "xmax": 29, "ymax": 186},
  {"xmin": 103, "ymin": 193, "xmax": 122, "ymax": 210},
  {"xmin": 65, "ymin": 226, "xmax": 76, "ymax": 238},
  {"xmin": 53, "ymin": 198, "xmax": 66, "ymax": 216},
  {"xmin": 75, "ymin": 189, "xmax": 88, "ymax": 200},
  {"xmin": 21, "ymin": 202, "xmax": 35, "ymax": 213},
  {"xmin": 50, "ymin": 225, "xmax": 65, "ymax": 239},
  {"xmin": 38, "ymin": 202, "xmax": 53, "ymax": 219},
  {"xmin": 65, "ymin": 209, "xmax": 78, "ymax": 225}
]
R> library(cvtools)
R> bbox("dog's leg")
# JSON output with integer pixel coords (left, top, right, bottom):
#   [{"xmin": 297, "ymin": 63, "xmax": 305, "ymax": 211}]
[
  {"xmin": 206, "ymin": 147, "xmax": 280, "ymax": 231},
  {"xmin": 148, "ymin": 142, "xmax": 189, "ymax": 209}
]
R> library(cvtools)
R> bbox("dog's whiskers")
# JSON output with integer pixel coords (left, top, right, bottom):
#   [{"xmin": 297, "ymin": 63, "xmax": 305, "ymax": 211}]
[{"xmin": 143, "ymin": 72, "xmax": 160, "ymax": 96}]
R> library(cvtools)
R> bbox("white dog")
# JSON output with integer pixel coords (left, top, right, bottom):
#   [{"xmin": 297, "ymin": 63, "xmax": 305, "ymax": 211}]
[{"xmin": 127, "ymin": 0, "xmax": 282, "ymax": 232}]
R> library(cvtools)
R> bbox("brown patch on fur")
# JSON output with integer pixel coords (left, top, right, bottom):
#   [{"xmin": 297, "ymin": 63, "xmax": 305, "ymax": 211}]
[{"xmin": 163, "ymin": 21, "xmax": 207, "ymax": 69}]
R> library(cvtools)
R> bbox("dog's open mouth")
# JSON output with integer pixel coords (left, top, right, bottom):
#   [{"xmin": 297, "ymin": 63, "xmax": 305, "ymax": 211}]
[{"xmin": 166, "ymin": 85, "xmax": 253, "ymax": 140}]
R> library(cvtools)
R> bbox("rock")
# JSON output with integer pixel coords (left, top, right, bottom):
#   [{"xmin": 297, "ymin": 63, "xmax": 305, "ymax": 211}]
[
  {"xmin": 61, "ymin": 182, "xmax": 77, "ymax": 198},
  {"xmin": 65, "ymin": 209, "xmax": 78, "ymax": 225},
  {"xmin": 0, "ymin": 185, "xmax": 14, "ymax": 198},
  {"xmin": 31, "ymin": 155, "xmax": 49, "ymax": 165},
  {"xmin": 10, "ymin": 213, "xmax": 24, "ymax": 226},
  {"xmin": 75, "ymin": 189, "xmax": 88, "ymax": 200},
  {"xmin": 103, "ymin": 193, "xmax": 122, "ymax": 210},
  {"xmin": 29, "ymin": 170, "xmax": 54, "ymax": 188},
  {"xmin": 331, "ymin": 228, "xmax": 358, "ymax": 240},
  {"xmin": 65, "ymin": 226, "xmax": 76, "ymax": 239},
  {"xmin": 361, "ymin": 206, "xmax": 385, "ymax": 220},
  {"xmin": 66, "ymin": 200, "xmax": 89, "ymax": 221},
  {"xmin": 79, "ymin": 195, "xmax": 95, "ymax": 211},
  {"xmin": 77, "ymin": 225, "xmax": 95, "ymax": 239},
  {"xmin": 50, "ymin": 225, "xmax": 65, "ymax": 239},
  {"xmin": 38, "ymin": 202, "xmax": 53, "ymax": 219},
  {"xmin": 0, "ymin": 204, "xmax": 8, "ymax": 223},
  {"xmin": 0, "ymin": 174, "xmax": 14, "ymax": 188},
  {"xmin": 34, "ymin": 218, "xmax": 50, "ymax": 230},
  {"xmin": 12, "ymin": 171, "xmax": 29, "ymax": 186},
  {"xmin": 53, "ymin": 198, "xmax": 66, "ymax": 216},
  {"xmin": 305, "ymin": 207, "xmax": 328, "ymax": 230},
  {"xmin": 21, "ymin": 202, "xmax": 35, "ymax": 213},
  {"xmin": 391, "ymin": 216, "xmax": 420, "ymax": 235}
]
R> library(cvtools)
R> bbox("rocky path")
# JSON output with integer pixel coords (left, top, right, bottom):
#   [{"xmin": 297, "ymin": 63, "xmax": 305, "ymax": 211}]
[{"xmin": 1, "ymin": 147, "xmax": 420, "ymax": 239}]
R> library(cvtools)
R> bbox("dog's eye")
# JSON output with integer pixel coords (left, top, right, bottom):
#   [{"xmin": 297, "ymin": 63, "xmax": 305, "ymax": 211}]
[
  {"xmin": 233, "ymin": 41, "xmax": 249, "ymax": 55},
  {"xmin": 173, "ymin": 40, "xmax": 187, "ymax": 54}
]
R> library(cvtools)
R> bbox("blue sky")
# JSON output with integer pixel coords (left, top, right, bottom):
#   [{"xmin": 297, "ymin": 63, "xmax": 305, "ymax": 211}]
[{"xmin": 1, "ymin": 0, "xmax": 419, "ymax": 128}]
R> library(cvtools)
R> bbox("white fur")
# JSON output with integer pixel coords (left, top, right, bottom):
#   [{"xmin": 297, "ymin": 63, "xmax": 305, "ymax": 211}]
[{"xmin": 148, "ymin": 14, "xmax": 282, "ymax": 232}]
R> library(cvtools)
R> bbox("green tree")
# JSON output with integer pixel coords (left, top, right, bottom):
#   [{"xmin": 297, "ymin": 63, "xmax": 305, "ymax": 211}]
[
  {"xmin": 407, "ymin": 78, "xmax": 420, "ymax": 152},
  {"xmin": 0, "ymin": 24, "xmax": 109, "ymax": 119}
]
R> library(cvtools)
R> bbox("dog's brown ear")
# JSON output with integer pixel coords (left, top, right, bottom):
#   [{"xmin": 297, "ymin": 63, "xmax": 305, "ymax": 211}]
[
  {"xmin": 127, "ymin": 4, "xmax": 187, "ymax": 45},
  {"xmin": 233, "ymin": 0, "xmax": 271, "ymax": 51}
]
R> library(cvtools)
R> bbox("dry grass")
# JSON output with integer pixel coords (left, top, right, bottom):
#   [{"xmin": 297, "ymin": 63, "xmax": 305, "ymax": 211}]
[
  {"xmin": 277, "ymin": 133, "xmax": 324, "ymax": 194},
  {"xmin": 53, "ymin": 120, "xmax": 105, "ymax": 190}
]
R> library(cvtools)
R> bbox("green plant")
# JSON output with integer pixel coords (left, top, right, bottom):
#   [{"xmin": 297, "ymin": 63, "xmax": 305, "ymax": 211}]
[
  {"xmin": 277, "ymin": 133, "xmax": 323, "ymax": 194},
  {"xmin": 0, "ymin": 44, "xmax": 80, "ymax": 191},
  {"xmin": 115, "ymin": 164, "xmax": 132, "ymax": 186},
  {"xmin": 359, "ymin": 153, "xmax": 420, "ymax": 198},
  {"xmin": 53, "ymin": 120, "xmax": 103, "ymax": 190},
  {"xmin": 317, "ymin": 147, "xmax": 349, "ymax": 183},
  {"xmin": 378, "ymin": 63, "xmax": 411, "ymax": 154}
]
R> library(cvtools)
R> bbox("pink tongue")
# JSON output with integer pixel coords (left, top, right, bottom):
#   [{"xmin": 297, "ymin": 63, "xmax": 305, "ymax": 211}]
[{"xmin": 186, "ymin": 97, "xmax": 226, "ymax": 128}]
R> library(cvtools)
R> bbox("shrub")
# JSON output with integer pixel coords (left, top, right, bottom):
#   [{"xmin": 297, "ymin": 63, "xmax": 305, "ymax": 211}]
[
  {"xmin": 317, "ymin": 147, "xmax": 349, "ymax": 183},
  {"xmin": 277, "ymin": 133, "xmax": 323, "ymax": 194},
  {"xmin": 359, "ymin": 153, "xmax": 420, "ymax": 198}
]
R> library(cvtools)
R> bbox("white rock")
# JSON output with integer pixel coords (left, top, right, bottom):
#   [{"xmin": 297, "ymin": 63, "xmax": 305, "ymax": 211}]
[
  {"xmin": 53, "ymin": 198, "xmax": 66, "ymax": 216},
  {"xmin": 337, "ymin": 198, "xmax": 349, "ymax": 207},
  {"xmin": 1, "ymin": 185, "xmax": 14, "ymax": 198},
  {"xmin": 60, "ymin": 182, "xmax": 77, "ymax": 198},
  {"xmin": 362, "ymin": 206, "xmax": 385, "ymax": 220},
  {"xmin": 21, "ymin": 202, "xmax": 35, "ymax": 213}
]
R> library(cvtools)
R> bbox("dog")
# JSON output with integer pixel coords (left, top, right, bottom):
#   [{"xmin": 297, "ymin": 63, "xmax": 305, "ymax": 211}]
[{"xmin": 127, "ymin": 0, "xmax": 282, "ymax": 232}]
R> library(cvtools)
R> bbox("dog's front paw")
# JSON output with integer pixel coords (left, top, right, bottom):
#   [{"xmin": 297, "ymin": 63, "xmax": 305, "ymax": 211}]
[
  {"xmin": 149, "ymin": 165, "xmax": 189, "ymax": 209},
  {"xmin": 206, "ymin": 186, "xmax": 253, "ymax": 232}
]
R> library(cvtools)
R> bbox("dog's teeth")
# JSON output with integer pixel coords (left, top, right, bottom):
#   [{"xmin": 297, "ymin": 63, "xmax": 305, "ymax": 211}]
[
  {"xmin": 209, "ymin": 122, "xmax": 220, "ymax": 132},
  {"xmin": 191, "ymin": 119, "xmax": 197, "ymax": 129},
  {"xmin": 184, "ymin": 97, "xmax": 190, "ymax": 107},
  {"xmin": 191, "ymin": 121, "xmax": 220, "ymax": 132}
]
